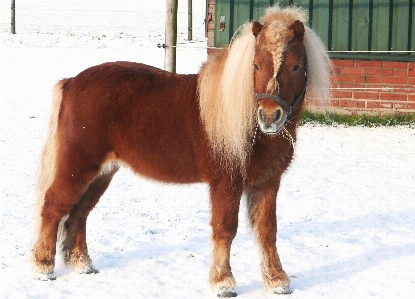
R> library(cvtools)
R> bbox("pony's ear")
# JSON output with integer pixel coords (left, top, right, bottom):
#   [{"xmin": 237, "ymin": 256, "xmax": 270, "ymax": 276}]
[
  {"xmin": 252, "ymin": 21, "xmax": 263, "ymax": 37},
  {"xmin": 290, "ymin": 20, "xmax": 305, "ymax": 41}
]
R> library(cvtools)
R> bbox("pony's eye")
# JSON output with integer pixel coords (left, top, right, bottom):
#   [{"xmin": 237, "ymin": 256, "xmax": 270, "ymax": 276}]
[
  {"xmin": 254, "ymin": 64, "xmax": 259, "ymax": 70},
  {"xmin": 293, "ymin": 64, "xmax": 300, "ymax": 72}
]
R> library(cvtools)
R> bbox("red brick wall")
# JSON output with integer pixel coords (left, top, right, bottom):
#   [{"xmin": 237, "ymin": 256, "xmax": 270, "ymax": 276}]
[{"xmin": 306, "ymin": 59, "xmax": 415, "ymax": 115}]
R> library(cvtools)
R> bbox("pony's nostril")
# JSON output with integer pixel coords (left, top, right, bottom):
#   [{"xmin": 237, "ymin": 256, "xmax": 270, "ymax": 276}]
[
  {"xmin": 258, "ymin": 108, "xmax": 284, "ymax": 126},
  {"xmin": 258, "ymin": 108, "xmax": 264, "ymax": 121},
  {"xmin": 273, "ymin": 109, "xmax": 282, "ymax": 123}
]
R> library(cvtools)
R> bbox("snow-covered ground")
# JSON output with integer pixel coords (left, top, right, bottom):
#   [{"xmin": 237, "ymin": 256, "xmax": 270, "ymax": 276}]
[{"xmin": 1, "ymin": 1, "xmax": 415, "ymax": 298}]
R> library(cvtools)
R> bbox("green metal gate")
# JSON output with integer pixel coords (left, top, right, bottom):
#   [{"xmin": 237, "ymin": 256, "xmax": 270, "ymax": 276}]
[{"xmin": 214, "ymin": 0, "xmax": 414, "ymax": 61}]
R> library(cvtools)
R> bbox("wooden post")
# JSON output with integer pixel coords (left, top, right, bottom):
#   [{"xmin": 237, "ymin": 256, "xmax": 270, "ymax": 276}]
[
  {"xmin": 164, "ymin": 0, "xmax": 178, "ymax": 73},
  {"xmin": 188, "ymin": 0, "xmax": 192, "ymax": 41},
  {"xmin": 11, "ymin": 0, "xmax": 16, "ymax": 34}
]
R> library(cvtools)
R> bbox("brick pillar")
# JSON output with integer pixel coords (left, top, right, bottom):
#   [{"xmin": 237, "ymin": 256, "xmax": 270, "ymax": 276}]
[{"xmin": 206, "ymin": 0, "xmax": 216, "ymax": 54}]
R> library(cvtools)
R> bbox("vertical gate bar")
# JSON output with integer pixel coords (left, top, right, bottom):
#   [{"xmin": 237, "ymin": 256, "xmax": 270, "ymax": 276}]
[
  {"xmin": 388, "ymin": 0, "xmax": 394, "ymax": 51},
  {"xmin": 368, "ymin": 0, "xmax": 373, "ymax": 50},
  {"xmin": 408, "ymin": 0, "xmax": 413, "ymax": 51},
  {"xmin": 229, "ymin": 0, "xmax": 234, "ymax": 42},
  {"xmin": 348, "ymin": 0, "xmax": 353, "ymax": 51},
  {"xmin": 249, "ymin": 0, "xmax": 254, "ymax": 21},
  {"xmin": 165, "ymin": 0, "xmax": 178, "ymax": 73},
  {"xmin": 188, "ymin": 0, "xmax": 192, "ymax": 41},
  {"xmin": 11, "ymin": 0, "xmax": 15, "ymax": 34},
  {"xmin": 328, "ymin": 0, "xmax": 333, "ymax": 50},
  {"xmin": 309, "ymin": 0, "xmax": 313, "ymax": 27}
]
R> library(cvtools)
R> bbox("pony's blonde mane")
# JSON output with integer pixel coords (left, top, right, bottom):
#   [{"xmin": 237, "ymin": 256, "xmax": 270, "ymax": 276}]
[
  {"xmin": 198, "ymin": 24, "xmax": 257, "ymax": 168},
  {"xmin": 198, "ymin": 5, "xmax": 331, "ymax": 168},
  {"xmin": 303, "ymin": 26, "xmax": 332, "ymax": 104}
]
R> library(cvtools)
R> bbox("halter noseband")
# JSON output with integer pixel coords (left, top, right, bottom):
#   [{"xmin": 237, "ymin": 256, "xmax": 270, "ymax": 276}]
[{"xmin": 254, "ymin": 73, "xmax": 308, "ymax": 120}]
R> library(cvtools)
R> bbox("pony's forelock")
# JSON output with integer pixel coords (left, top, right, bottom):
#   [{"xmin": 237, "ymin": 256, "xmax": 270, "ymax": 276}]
[
  {"xmin": 262, "ymin": 5, "xmax": 332, "ymax": 105},
  {"xmin": 260, "ymin": 5, "xmax": 308, "ymax": 76}
]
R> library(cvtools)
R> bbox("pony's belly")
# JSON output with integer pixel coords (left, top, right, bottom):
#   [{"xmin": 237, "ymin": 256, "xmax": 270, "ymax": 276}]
[{"xmin": 116, "ymin": 150, "xmax": 203, "ymax": 184}]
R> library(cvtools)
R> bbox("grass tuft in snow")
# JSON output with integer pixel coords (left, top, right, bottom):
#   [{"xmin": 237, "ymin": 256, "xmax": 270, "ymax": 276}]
[{"xmin": 299, "ymin": 110, "xmax": 415, "ymax": 127}]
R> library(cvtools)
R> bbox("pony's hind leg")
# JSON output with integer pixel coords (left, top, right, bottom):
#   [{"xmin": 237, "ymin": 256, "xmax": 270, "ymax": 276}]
[
  {"xmin": 246, "ymin": 184, "xmax": 291, "ymax": 294},
  {"xmin": 209, "ymin": 179, "xmax": 242, "ymax": 297},
  {"xmin": 61, "ymin": 162, "xmax": 119, "ymax": 274},
  {"xmin": 32, "ymin": 157, "xmax": 105, "ymax": 280}
]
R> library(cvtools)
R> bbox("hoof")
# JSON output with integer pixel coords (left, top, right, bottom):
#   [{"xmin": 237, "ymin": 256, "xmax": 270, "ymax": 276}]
[
  {"xmin": 217, "ymin": 287, "xmax": 237, "ymax": 298},
  {"xmin": 75, "ymin": 264, "xmax": 99, "ymax": 274},
  {"xmin": 35, "ymin": 272, "xmax": 56, "ymax": 281},
  {"xmin": 273, "ymin": 286, "xmax": 291, "ymax": 295}
]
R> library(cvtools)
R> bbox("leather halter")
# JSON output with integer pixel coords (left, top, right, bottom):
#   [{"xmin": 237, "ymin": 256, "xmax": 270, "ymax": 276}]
[
  {"xmin": 254, "ymin": 73, "xmax": 308, "ymax": 121},
  {"xmin": 251, "ymin": 76, "xmax": 307, "ymax": 144}
]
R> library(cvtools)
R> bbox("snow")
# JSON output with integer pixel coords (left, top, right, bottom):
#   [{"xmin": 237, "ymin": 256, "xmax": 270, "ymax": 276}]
[{"xmin": 1, "ymin": 1, "xmax": 415, "ymax": 298}]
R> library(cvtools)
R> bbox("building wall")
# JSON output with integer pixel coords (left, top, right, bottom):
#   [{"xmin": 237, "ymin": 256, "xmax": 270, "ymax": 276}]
[{"xmin": 206, "ymin": 0, "xmax": 415, "ymax": 115}]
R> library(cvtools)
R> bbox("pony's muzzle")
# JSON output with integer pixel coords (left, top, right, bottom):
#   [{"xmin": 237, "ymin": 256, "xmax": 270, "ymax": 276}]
[{"xmin": 257, "ymin": 106, "xmax": 287, "ymax": 134}]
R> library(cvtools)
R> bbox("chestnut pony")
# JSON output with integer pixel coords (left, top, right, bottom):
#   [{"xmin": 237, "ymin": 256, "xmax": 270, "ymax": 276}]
[{"xmin": 32, "ymin": 6, "xmax": 330, "ymax": 297}]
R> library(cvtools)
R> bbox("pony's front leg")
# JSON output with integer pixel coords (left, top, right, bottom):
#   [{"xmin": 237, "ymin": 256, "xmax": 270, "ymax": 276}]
[
  {"xmin": 209, "ymin": 179, "xmax": 242, "ymax": 297},
  {"xmin": 246, "ymin": 184, "xmax": 291, "ymax": 294}
]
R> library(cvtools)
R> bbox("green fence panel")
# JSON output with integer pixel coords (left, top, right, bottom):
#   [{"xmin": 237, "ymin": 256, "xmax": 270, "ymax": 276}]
[
  {"xmin": 308, "ymin": 0, "xmax": 330, "ymax": 48},
  {"xmin": 331, "ymin": 0, "xmax": 350, "ymax": 51},
  {"xmin": 411, "ymin": 0, "xmax": 415, "ymax": 55},
  {"xmin": 252, "ymin": 0, "xmax": 270, "ymax": 22},
  {"xmin": 214, "ymin": 0, "xmax": 232, "ymax": 47},
  {"xmin": 233, "ymin": 1, "xmax": 251, "ymax": 36},
  {"xmin": 371, "ymin": 0, "xmax": 390, "ymax": 51},
  {"xmin": 214, "ymin": 0, "xmax": 414, "ymax": 61},
  {"xmin": 391, "ymin": 0, "xmax": 410, "ymax": 55},
  {"xmin": 352, "ymin": 0, "xmax": 370, "ymax": 51}
]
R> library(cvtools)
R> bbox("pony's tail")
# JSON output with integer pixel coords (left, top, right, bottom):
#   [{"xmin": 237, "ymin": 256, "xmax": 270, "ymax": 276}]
[{"xmin": 33, "ymin": 79, "xmax": 68, "ymax": 241}]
